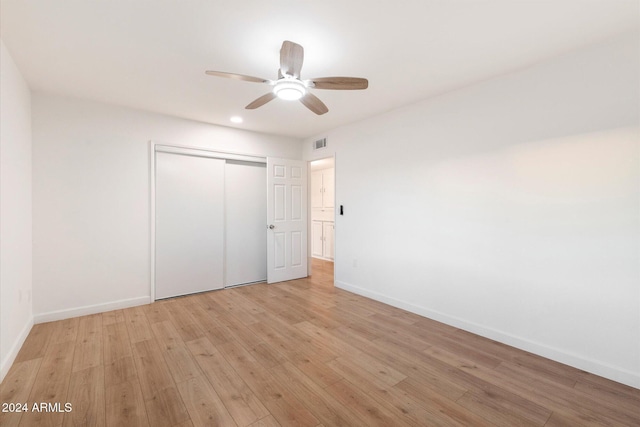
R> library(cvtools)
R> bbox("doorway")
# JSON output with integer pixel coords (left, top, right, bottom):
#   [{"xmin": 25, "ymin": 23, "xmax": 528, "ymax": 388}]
[{"xmin": 309, "ymin": 157, "xmax": 335, "ymax": 285}]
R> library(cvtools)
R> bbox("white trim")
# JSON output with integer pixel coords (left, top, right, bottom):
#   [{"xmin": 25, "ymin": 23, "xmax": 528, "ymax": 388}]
[
  {"xmin": 335, "ymin": 280, "xmax": 640, "ymax": 389},
  {"xmin": 34, "ymin": 296, "xmax": 150, "ymax": 324},
  {"xmin": 149, "ymin": 141, "xmax": 156, "ymax": 301},
  {"xmin": 0, "ymin": 316, "xmax": 34, "ymax": 383},
  {"xmin": 154, "ymin": 144, "xmax": 266, "ymax": 163}
]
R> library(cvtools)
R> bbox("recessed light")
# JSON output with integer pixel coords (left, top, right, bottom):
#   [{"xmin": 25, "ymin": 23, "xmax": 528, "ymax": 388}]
[{"xmin": 230, "ymin": 116, "xmax": 243, "ymax": 123}]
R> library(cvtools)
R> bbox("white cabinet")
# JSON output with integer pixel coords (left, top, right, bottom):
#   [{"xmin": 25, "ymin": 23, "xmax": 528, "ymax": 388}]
[
  {"xmin": 312, "ymin": 221, "xmax": 324, "ymax": 258},
  {"xmin": 323, "ymin": 221, "xmax": 334, "ymax": 260},
  {"xmin": 312, "ymin": 220, "xmax": 334, "ymax": 260},
  {"xmin": 311, "ymin": 168, "xmax": 334, "ymax": 209}
]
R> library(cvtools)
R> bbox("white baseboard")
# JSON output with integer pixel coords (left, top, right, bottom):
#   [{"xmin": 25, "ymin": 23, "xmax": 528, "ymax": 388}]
[
  {"xmin": 1, "ymin": 316, "xmax": 34, "ymax": 383},
  {"xmin": 34, "ymin": 296, "xmax": 151, "ymax": 324},
  {"xmin": 335, "ymin": 280, "xmax": 640, "ymax": 389}
]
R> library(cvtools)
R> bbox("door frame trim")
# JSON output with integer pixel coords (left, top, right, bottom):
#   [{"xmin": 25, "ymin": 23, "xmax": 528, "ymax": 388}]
[{"xmin": 149, "ymin": 140, "xmax": 266, "ymax": 302}]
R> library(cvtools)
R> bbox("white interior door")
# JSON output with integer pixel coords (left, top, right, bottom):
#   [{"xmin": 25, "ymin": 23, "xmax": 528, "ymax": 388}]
[
  {"xmin": 267, "ymin": 157, "xmax": 308, "ymax": 283},
  {"xmin": 225, "ymin": 160, "xmax": 267, "ymax": 286},
  {"xmin": 155, "ymin": 152, "xmax": 225, "ymax": 299}
]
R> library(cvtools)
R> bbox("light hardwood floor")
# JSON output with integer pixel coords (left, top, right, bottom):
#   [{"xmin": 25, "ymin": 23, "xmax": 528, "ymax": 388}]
[{"xmin": 2, "ymin": 259, "xmax": 639, "ymax": 426}]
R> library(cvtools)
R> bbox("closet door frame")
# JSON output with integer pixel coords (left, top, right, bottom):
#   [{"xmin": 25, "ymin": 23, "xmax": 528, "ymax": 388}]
[{"xmin": 149, "ymin": 141, "xmax": 266, "ymax": 302}]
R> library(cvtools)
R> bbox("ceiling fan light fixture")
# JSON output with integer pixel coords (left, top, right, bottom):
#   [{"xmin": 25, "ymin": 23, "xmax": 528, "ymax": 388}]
[{"xmin": 273, "ymin": 79, "xmax": 306, "ymax": 100}]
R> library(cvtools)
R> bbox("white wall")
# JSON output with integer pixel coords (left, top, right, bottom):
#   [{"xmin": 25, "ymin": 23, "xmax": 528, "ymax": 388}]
[
  {"xmin": 0, "ymin": 40, "xmax": 33, "ymax": 382},
  {"xmin": 304, "ymin": 33, "xmax": 640, "ymax": 387},
  {"xmin": 32, "ymin": 94, "xmax": 301, "ymax": 321}
]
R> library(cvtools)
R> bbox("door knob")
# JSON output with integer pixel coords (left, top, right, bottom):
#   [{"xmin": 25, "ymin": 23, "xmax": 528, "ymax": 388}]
[{"xmin": 268, "ymin": 224, "xmax": 275, "ymax": 229}]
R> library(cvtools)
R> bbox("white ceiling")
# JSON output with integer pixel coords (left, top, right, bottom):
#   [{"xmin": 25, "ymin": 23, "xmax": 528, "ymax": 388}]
[{"xmin": 1, "ymin": 1, "xmax": 637, "ymax": 139}]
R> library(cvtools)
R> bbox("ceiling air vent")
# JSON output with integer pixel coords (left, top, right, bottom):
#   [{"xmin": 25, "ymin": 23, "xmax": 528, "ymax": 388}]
[{"xmin": 313, "ymin": 138, "xmax": 327, "ymax": 150}]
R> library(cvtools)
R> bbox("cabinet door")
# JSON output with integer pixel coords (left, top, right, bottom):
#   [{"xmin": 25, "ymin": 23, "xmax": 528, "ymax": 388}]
[
  {"xmin": 323, "ymin": 168, "xmax": 335, "ymax": 208},
  {"xmin": 311, "ymin": 170, "xmax": 323, "ymax": 209},
  {"xmin": 323, "ymin": 222, "xmax": 334, "ymax": 260},
  {"xmin": 312, "ymin": 221, "xmax": 324, "ymax": 257}
]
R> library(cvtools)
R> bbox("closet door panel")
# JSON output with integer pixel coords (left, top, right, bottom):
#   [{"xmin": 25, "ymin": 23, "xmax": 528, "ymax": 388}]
[
  {"xmin": 155, "ymin": 152, "xmax": 225, "ymax": 299},
  {"xmin": 225, "ymin": 161, "xmax": 267, "ymax": 286}
]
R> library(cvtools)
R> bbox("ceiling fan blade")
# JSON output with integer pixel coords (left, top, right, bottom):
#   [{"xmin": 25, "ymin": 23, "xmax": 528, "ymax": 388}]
[
  {"xmin": 280, "ymin": 41, "xmax": 304, "ymax": 78},
  {"xmin": 205, "ymin": 70, "xmax": 270, "ymax": 83},
  {"xmin": 310, "ymin": 77, "xmax": 368, "ymax": 90},
  {"xmin": 300, "ymin": 93, "xmax": 328, "ymax": 115},
  {"xmin": 245, "ymin": 92, "xmax": 277, "ymax": 109}
]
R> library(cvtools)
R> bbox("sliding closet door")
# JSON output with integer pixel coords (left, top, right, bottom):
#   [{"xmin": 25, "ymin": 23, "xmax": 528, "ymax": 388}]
[
  {"xmin": 225, "ymin": 160, "xmax": 267, "ymax": 286},
  {"xmin": 155, "ymin": 152, "xmax": 225, "ymax": 299}
]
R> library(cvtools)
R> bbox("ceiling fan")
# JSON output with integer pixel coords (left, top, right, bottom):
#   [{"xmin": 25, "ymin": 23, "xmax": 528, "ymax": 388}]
[{"xmin": 205, "ymin": 40, "xmax": 368, "ymax": 115}]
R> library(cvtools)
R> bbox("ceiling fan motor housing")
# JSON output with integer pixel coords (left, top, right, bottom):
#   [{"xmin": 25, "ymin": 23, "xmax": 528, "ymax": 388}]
[{"xmin": 273, "ymin": 77, "xmax": 307, "ymax": 100}]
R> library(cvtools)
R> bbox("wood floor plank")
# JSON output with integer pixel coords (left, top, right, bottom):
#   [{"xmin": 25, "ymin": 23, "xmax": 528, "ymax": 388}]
[
  {"xmin": 325, "ymin": 356, "xmax": 459, "ymax": 427},
  {"xmin": 104, "ymin": 355, "xmax": 137, "ymax": 388},
  {"xmin": 63, "ymin": 365, "xmax": 106, "ymax": 427},
  {"xmin": 495, "ymin": 361, "xmax": 640, "ymax": 426},
  {"xmin": 186, "ymin": 337, "xmax": 269, "ymax": 426},
  {"xmin": 76, "ymin": 314, "xmax": 103, "ymax": 342},
  {"xmin": 327, "ymin": 356, "xmax": 403, "ymax": 391},
  {"xmin": 144, "ymin": 386, "xmax": 190, "ymax": 427},
  {"xmin": 211, "ymin": 308, "xmax": 264, "ymax": 351},
  {"xmin": 14, "ymin": 322, "xmax": 54, "ymax": 362},
  {"xmin": 394, "ymin": 377, "xmax": 496, "ymax": 427},
  {"xmin": 163, "ymin": 344, "xmax": 203, "ymax": 384},
  {"xmin": 103, "ymin": 322, "xmax": 132, "ymax": 365},
  {"xmin": 132, "ymin": 339, "xmax": 175, "ymax": 400},
  {"xmin": 451, "ymin": 358, "xmax": 631, "ymax": 426},
  {"xmin": 251, "ymin": 313, "xmax": 338, "ymax": 363},
  {"xmin": 217, "ymin": 339, "xmax": 320, "ymax": 427},
  {"xmin": 421, "ymin": 344, "xmax": 553, "ymax": 424},
  {"xmin": 72, "ymin": 339, "xmax": 103, "ymax": 373},
  {"xmin": 573, "ymin": 378, "xmax": 640, "ymax": 417},
  {"xmin": 151, "ymin": 320, "xmax": 183, "ymax": 351},
  {"xmin": 50, "ymin": 317, "xmax": 80, "ymax": 344},
  {"xmin": 124, "ymin": 306, "xmax": 154, "ymax": 343},
  {"xmin": 269, "ymin": 361, "xmax": 369, "ymax": 427},
  {"xmin": 176, "ymin": 375, "xmax": 237, "ymax": 427},
  {"xmin": 455, "ymin": 390, "xmax": 543, "ymax": 427},
  {"xmin": 183, "ymin": 299, "xmax": 230, "ymax": 340},
  {"xmin": 0, "ymin": 358, "xmax": 41, "ymax": 427},
  {"xmin": 292, "ymin": 356, "xmax": 343, "ymax": 389},
  {"xmin": 166, "ymin": 300, "xmax": 206, "ymax": 342},
  {"xmin": 251, "ymin": 342, "xmax": 288, "ymax": 370},
  {"xmin": 330, "ymin": 327, "xmax": 468, "ymax": 401},
  {"xmin": 105, "ymin": 380, "xmax": 149, "ymax": 427},
  {"xmin": 20, "ymin": 341, "xmax": 75, "ymax": 426},
  {"xmin": 102, "ymin": 309, "xmax": 125, "ymax": 326},
  {"xmin": 296, "ymin": 321, "xmax": 406, "ymax": 386},
  {"xmin": 142, "ymin": 300, "xmax": 172, "ymax": 324},
  {"xmin": 248, "ymin": 415, "xmax": 282, "ymax": 427},
  {"xmin": 325, "ymin": 379, "xmax": 413, "ymax": 427}
]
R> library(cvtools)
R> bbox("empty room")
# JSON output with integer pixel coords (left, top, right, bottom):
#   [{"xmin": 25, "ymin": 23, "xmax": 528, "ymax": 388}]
[{"xmin": 1, "ymin": 1, "xmax": 639, "ymax": 426}]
